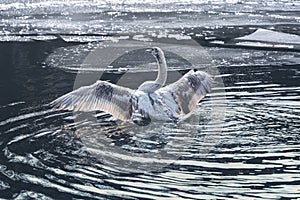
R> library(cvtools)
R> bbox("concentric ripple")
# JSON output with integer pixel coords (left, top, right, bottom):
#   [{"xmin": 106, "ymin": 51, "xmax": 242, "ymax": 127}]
[
  {"xmin": 0, "ymin": 0, "xmax": 300, "ymax": 197},
  {"xmin": 1, "ymin": 61, "xmax": 300, "ymax": 199}
]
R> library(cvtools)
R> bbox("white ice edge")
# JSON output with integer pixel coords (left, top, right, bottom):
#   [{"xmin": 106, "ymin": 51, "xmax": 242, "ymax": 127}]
[{"xmin": 235, "ymin": 28, "xmax": 300, "ymax": 45}]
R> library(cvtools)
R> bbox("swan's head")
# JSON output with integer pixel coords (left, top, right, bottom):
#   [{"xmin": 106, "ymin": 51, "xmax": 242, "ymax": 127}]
[{"xmin": 146, "ymin": 47, "xmax": 164, "ymax": 63}]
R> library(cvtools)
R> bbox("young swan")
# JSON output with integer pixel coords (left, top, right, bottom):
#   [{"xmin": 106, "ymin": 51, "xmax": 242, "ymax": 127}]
[{"xmin": 51, "ymin": 47, "xmax": 213, "ymax": 123}]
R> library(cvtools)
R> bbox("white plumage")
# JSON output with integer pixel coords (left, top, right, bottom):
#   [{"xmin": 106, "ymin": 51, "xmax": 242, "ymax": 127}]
[{"xmin": 51, "ymin": 47, "xmax": 213, "ymax": 123}]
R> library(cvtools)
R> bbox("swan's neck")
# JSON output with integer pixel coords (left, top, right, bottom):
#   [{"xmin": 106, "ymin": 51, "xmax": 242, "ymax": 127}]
[{"xmin": 154, "ymin": 51, "xmax": 167, "ymax": 86}]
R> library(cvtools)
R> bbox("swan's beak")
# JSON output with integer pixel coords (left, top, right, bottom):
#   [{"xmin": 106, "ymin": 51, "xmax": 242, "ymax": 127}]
[{"xmin": 145, "ymin": 48, "xmax": 152, "ymax": 53}]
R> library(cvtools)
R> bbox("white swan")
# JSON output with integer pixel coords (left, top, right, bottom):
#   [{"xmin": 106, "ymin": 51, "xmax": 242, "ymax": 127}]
[{"xmin": 51, "ymin": 47, "xmax": 213, "ymax": 123}]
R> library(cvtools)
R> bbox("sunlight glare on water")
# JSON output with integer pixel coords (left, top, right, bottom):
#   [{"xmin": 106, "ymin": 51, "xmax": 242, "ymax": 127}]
[{"xmin": 0, "ymin": 0, "xmax": 300, "ymax": 199}]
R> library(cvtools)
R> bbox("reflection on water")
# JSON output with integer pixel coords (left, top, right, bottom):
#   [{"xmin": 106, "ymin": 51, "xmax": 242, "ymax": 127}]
[{"xmin": 1, "ymin": 0, "xmax": 299, "ymax": 39}]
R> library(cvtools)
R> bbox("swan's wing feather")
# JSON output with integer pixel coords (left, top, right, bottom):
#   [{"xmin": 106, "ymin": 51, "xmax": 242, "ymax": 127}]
[
  {"xmin": 158, "ymin": 70, "xmax": 213, "ymax": 114},
  {"xmin": 50, "ymin": 81, "xmax": 135, "ymax": 121}
]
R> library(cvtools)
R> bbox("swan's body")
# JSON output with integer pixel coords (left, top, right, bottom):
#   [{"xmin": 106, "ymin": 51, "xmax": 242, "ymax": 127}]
[{"xmin": 51, "ymin": 47, "xmax": 212, "ymax": 123}]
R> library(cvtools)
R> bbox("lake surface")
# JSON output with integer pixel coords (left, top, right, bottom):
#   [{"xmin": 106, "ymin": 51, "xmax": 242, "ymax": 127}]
[{"xmin": 0, "ymin": 0, "xmax": 300, "ymax": 199}]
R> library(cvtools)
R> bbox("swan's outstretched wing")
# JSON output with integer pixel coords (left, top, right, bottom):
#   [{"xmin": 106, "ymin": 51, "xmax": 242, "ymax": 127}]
[
  {"xmin": 50, "ymin": 81, "xmax": 135, "ymax": 121},
  {"xmin": 157, "ymin": 70, "xmax": 213, "ymax": 115}
]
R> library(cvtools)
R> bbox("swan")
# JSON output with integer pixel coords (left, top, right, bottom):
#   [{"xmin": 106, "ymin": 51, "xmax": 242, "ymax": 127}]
[{"xmin": 50, "ymin": 47, "xmax": 213, "ymax": 123}]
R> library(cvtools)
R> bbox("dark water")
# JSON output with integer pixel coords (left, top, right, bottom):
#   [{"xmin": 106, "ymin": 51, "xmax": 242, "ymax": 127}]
[{"xmin": 1, "ymin": 0, "xmax": 300, "ymax": 199}]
